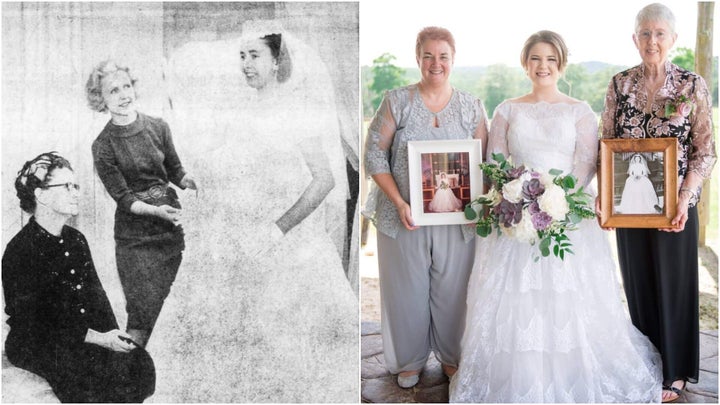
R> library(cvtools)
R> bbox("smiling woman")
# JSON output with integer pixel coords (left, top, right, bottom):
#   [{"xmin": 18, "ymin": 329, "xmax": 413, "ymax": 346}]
[{"xmin": 86, "ymin": 60, "xmax": 198, "ymax": 349}]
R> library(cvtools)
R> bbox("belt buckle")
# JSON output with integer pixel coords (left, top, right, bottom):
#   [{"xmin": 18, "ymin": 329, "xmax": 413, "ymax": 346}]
[{"xmin": 147, "ymin": 185, "xmax": 165, "ymax": 200}]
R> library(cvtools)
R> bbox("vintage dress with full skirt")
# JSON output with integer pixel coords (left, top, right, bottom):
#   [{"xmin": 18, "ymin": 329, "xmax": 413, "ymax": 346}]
[
  {"xmin": 148, "ymin": 33, "xmax": 357, "ymax": 402},
  {"xmin": 449, "ymin": 101, "xmax": 662, "ymax": 403},
  {"xmin": 428, "ymin": 181, "xmax": 463, "ymax": 212},
  {"xmin": 617, "ymin": 175, "xmax": 659, "ymax": 214}
]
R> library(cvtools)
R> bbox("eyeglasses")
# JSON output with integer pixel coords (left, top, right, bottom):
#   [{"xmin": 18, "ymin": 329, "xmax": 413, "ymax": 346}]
[{"xmin": 43, "ymin": 182, "xmax": 80, "ymax": 192}]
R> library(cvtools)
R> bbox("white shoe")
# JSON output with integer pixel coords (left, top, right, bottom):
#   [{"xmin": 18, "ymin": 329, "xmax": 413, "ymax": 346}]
[{"xmin": 397, "ymin": 373, "xmax": 420, "ymax": 388}]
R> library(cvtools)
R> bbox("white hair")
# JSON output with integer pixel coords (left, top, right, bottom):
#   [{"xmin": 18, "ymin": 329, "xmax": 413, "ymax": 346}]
[{"xmin": 635, "ymin": 3, "xmax": 676, "ymax": 34}]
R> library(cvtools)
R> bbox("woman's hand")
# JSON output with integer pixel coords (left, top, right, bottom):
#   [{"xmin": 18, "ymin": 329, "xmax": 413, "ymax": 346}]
[
  {"xmin": 85, "ymin": 329, "xmax": 135, "ymax": 353},
  {"xmin": 661, "ymin": 193, "xmax": 690, "ymax": 232},
  {"xmin": 595, "ymin": 197, "xmax": 614, "ymax": 231},
  {"xmin": 395, "ymin": 200, "xmax": 419, "ymax": 231},
  {"xmin": 130, "ymin": 201, "xmax": 182, "ymax": 225},
  {"xmin": 180, "ymin": 173, "xmax": 199, "ymax": 197},
  {"xmin": 155, "ymin": 205, "xmax": 182, "ymax": 226}
]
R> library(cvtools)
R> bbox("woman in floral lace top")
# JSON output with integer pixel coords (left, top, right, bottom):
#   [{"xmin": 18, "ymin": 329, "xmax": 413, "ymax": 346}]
[
  {"xmin": 364, "ymin": 26, "xmax": 489, "ymax": 388},
  {"xmin": 600, "ymin": 3, "xmax": 716, "ymax": 402}
]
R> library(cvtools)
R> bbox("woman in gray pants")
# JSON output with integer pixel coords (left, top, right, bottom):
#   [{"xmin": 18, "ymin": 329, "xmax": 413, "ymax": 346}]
[{"xmin": 364, "ymin": 26, "xmax": 488, "ymax": 388}]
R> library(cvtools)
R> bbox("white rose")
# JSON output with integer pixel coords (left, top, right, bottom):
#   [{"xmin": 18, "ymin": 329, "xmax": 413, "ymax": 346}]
[
  {"xmin": 539, "ymin": 172, "xmax": 555, "ymax": 188},
  {"xmin": 538, "ymin": 183, "xmax": 569, "ymax": 221},
  {"xmin": 505, "ymin": 208, "xmax": 537, "ymax": 244},
  {"xmin": 502, "ymin": 178, "xmax": 524, "ymax": 203},
  {"xmin": 481, "ymin": 187, "xmax": 503, "ymax": 206}
]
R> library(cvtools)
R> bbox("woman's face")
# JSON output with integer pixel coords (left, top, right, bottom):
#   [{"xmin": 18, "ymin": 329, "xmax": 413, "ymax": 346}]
[
  {"xmin": 100, "ymin": 70, "xmax": 136, "ymax": 118},
  {"xmin": 36, "ymin": 167, "xmax": 79, "ymax": 217},
  {"xmin": 417, "ymin": 39, "xmax": 453, "ymax": 87},
  {"xmin": 633, "ymin": 19, "xmax": 677, "ymax": 66},
  {"xmin": 239, "ymin": 38, "xmax": 278, "ymax": 90},
  {"xmin": 525, "ymin": 42, "xmax": 561, "ymax": 88}
]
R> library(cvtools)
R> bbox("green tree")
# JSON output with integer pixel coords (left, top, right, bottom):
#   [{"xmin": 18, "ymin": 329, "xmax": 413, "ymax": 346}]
[
  {"xmin": 369, "ymin": 53, "xmax": 408, "ymax": 114},
  {"xmin": 671, "ymin": 47, "xmax": 695, "ymax": 71},
  {"xmin": 480, "ymin": 64, "xmax": 527, "ymax": 117},
  {"xmin": 559, "ymin": 64, "xmax": 590, "ymax": 99}
]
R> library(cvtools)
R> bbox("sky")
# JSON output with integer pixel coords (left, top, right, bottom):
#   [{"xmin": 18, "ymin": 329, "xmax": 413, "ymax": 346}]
[{"xmin": 360, "ymin": 0, "xmax": 717, "ymax": 68}]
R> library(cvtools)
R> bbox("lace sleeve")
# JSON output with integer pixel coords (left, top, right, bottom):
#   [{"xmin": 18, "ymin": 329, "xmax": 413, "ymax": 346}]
[
  {"xmin": 600, "ymin": 77, "xmax": 618, "ymax": 139},
  {"xmin": 363, "ymin": 92, "xmax": 398, "ymax": 176},
  {"xmin": 572, "ymin": 104, "xmax": 600, "ymax": 188},
  {"xmin": 688, "ymin": 75, "xmax": 717, "ymax": 179},
  {"xmin": 486, "ymin": 102, "xmax": 510, "ymax": 162}
]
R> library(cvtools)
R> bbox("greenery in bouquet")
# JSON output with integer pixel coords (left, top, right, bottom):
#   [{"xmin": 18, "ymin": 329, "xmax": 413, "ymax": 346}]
[{"xmin": 465, "ymin": 153, "xmax": 596, "ymax": 260}]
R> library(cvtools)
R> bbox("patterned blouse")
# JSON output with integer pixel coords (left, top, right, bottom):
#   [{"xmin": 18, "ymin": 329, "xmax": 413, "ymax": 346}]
[
  {"xmin": 601, "ymin": 61, "xmax": 716, "ymax": 206},
  {"xmin": 364, "ymin": 84, "xmax": 489, "ymax": 240}
]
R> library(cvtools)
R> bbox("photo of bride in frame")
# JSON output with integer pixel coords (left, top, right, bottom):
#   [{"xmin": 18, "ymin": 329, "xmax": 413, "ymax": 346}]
[
  {"xmin": 407, "ymin": 139, "xmax": 483, "ymax": 226},
  {"xmin": 599, "ymin": 138, "xmax": 678, "ymax": 228}
]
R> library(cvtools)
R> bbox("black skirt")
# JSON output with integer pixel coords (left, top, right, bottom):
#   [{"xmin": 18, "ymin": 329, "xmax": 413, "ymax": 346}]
[
  {"xmin": 114, "ymin": 186, "xmax": 185, "ymax": 331},
  {"xmin": 8, "ymin": 342, "xmax": 155, "ymax": 403},
  {"xmin": 615, "ymin": 206, "xmax": 699, "ymax": 383}
]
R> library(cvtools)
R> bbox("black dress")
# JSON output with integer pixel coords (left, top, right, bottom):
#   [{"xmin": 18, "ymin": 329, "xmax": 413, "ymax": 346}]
[
  {"xmin": 2, "ymin": 217, "xmax": 155, "ymax": 402},
  {"xmin": 91, "ymin": 113, "xmax": 186, "ymax": 332}
]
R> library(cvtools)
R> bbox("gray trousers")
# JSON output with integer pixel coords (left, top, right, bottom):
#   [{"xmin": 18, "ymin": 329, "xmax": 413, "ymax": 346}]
[{"xmin": 377, "ymin": 225, "xmax": 475, "ymax": 374}]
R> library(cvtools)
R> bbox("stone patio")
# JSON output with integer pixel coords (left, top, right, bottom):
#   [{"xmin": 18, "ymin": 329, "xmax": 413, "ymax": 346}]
[{"xmin": 361, "ymin": 321, "xmax": 719, "ymax": 403}]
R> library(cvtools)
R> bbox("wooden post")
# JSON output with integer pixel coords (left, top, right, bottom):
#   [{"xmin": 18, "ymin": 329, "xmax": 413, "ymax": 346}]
[{"xmin": 695, "ymin": 2, "xmax": 714, "ymax": 247}]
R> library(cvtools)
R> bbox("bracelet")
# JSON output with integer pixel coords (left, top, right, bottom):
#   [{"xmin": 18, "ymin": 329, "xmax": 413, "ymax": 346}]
[{"xmin": 679, "ymin": 187, "xmax": 698, "ymax": 201}]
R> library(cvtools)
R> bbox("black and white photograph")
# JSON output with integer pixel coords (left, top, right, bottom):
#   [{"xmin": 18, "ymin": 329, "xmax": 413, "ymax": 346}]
[
  {"xmin": 599, "ymin": 137, "xmax": 678, "ymax": 228},
  {"xmin": 2, "ymin": 2, "xmax": 359, "ymax": 403},
  {"xmin": 614, "ymin": 151, "xmax": 665, "ymax": 215}
]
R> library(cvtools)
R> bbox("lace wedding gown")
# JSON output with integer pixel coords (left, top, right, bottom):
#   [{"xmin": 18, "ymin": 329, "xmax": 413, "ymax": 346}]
[{"xmin": 449, "ymin": 101, "xmax": 662, "ymax": 403}]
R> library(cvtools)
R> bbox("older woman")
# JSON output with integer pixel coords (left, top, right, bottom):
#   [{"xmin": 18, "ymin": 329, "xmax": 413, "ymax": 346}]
[
  {"xmin": 364, "ymin": 26, "xmax": 489, "ymax": 388},
  {"xmin": 2, "ymin": 152, "xmax": 155, "ymax": 402},
  {"xmin": 601, "ymin": 3, "xmax": 716, "ymax": 402}
]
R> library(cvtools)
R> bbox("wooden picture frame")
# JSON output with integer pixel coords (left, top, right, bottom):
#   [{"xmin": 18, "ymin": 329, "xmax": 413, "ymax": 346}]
[
  {"xmin": 599, "ymin": 138, "xmax": 678, "ymax": 228},
  {"xmin": 407, "ymin": 139, "xmax": 483, "ymax": 226}
]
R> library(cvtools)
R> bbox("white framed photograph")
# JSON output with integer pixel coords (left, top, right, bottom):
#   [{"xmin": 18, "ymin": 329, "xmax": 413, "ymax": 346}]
[{"xmin": 408, "ymin": 139, "xmax": 483, "ymax": 226}]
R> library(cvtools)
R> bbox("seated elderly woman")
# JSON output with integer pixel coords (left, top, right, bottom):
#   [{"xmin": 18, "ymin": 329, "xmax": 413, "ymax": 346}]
[{"xmin": 2, "ymin": 152, "xmax": 155, "ymax": 403}]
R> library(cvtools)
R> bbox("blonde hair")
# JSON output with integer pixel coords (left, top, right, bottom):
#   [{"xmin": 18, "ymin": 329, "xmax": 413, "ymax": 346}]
[{"xmin": 85, "ymin": 60, "xmax": 138, "ymax": 113}]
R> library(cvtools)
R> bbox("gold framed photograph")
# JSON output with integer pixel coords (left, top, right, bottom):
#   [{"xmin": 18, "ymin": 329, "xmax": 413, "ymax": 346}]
[
  {"xmin": 599, "ymin": 137, "xmax": 678, "ymax": 228},
  {"xmin": 407, "ymin": 139, "xmax": 483, "ymax": 226}
]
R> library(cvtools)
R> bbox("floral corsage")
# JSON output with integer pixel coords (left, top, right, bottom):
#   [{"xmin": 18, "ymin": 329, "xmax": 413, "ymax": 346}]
[
  {"xmin": 664, "ymin": 95, "xmax": 694, "ymax": 118},
  {"xmin": 464, "ymin": 153, "xmax": 596, "ymax": 260}
]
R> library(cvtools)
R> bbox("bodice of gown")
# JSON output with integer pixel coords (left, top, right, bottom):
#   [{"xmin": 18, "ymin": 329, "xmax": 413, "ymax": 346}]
[
  {"xmin": 489, "ymin": 101, "xmax": 599, "ymax": 186},
  {"xmin": 198, "ymin": 94, "xmax": 316, "ymax": 227}
]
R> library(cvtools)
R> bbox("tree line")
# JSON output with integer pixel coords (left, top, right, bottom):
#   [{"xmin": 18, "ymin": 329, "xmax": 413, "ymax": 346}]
[{"xmin": 363, "ymin": 48, "xmax": 718, "ymax": 120}]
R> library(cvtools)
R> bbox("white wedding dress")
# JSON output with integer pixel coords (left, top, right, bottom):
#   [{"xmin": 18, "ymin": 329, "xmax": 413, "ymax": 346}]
[
  {"xmin": 428, "ymin": 179, "xmax": 463, "ymax": 212},
  {"xmin": 147, "ymin": 27, "xmax": 358, "ymax": 403},
  {"xmin": 449, "ymin": 101, "xmax": 662, "ymax": 403}
]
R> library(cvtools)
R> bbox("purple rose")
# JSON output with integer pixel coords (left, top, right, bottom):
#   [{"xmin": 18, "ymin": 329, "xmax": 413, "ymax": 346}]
[
  {"xmin": 528, "ymin": 201, "xmax": 541, "ymax": 215},
  {"xmin": 507, "ymin": 165, "xmax": 526, "ymax": 180},
  {"xmin": 522, "ymin": 178, "xmax": 545, "ymax": 201},
  {"xmin": 531, "ymin": 211, "xmax": 553, "ymax": 231},
  {"xmin": 493, "ymin": 199, "xmax": 523, "ymax": 228}
]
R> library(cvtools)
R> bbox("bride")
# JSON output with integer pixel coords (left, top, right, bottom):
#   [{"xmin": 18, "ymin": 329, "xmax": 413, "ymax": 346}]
[
  {"xmin": 449, "ymin": 31, "xmax": 662, "ymax": 403},
  {"xmin": 148, "ymin": 20, "xmax": 357, "ymax": 403}
]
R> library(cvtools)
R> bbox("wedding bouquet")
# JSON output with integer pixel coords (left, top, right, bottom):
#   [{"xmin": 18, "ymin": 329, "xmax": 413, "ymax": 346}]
[{"xmin": 465, "ymin": 153, "xmax": 595, "ymax": 260}]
